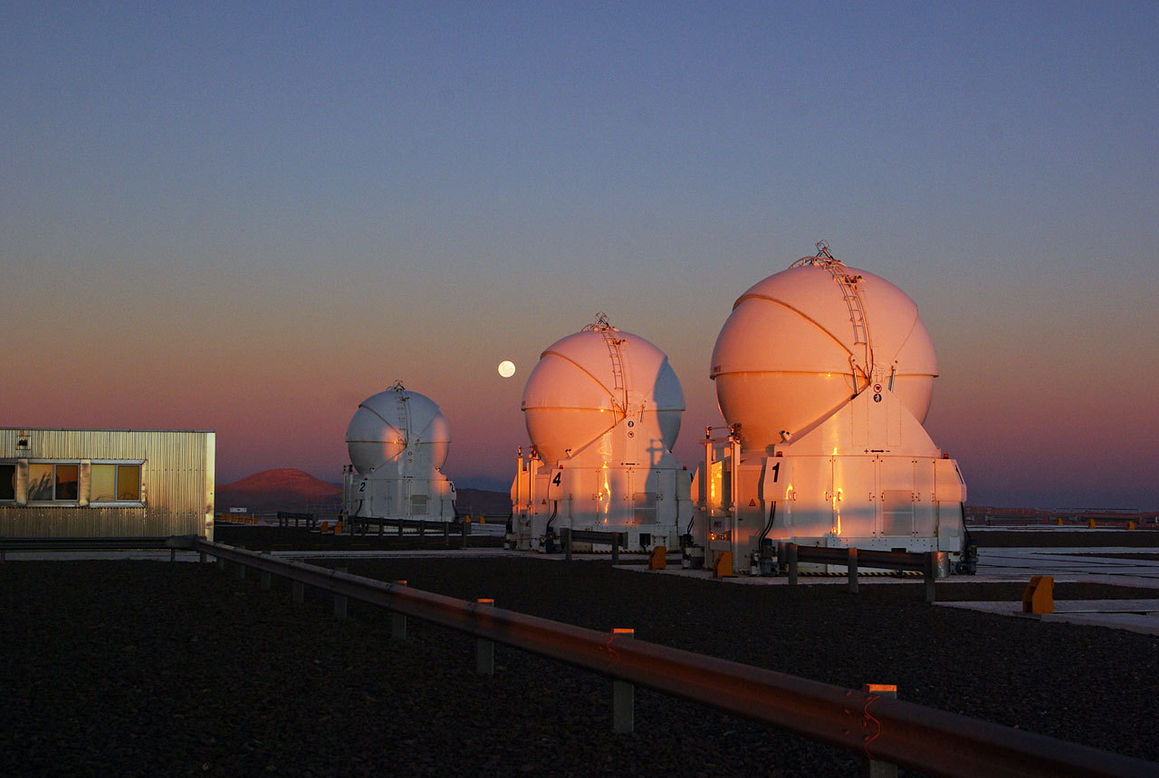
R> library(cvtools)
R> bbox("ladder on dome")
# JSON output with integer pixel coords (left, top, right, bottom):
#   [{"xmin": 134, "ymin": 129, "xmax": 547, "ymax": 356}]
[
  {"xmin": 813, "ymin": 242, "xmax": 873, "ymax": 379},
  {"xmin": 592, "ymin": 313, "xmax": 628, "ymax": 414},
  {"xmin": 395, "ymin": 388, "xmax": 412, "ymax": 447}
]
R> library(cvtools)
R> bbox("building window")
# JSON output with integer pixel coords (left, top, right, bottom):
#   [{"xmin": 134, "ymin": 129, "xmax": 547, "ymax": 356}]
[
  {"xmin": 1, "ymin": 460, "xmax": 144, "ymax": 505},
  {"xmin": 28, "ymin": 464, "xmax": 54, "ymax": 500},
  {"xmin": 90, "ymin": 463, "xmax": 142, "ymax": 502},
  {"xmin": 0, "ymin": 464, "xmax": 14, "ymax": 500},
  {"xmin": 117, "ymin": 464, "xmax": 141, "ymax": 501},
  {"xmin": 90, "ymin": 464, "xmax": 116, "ymax": 502},
  {"xmin": 24, "ymin": 463, "xmax": 81, "ymax": 502},
  {"xmin": 55, "ymin": 464, "xmax": 78, "ymax": 500}
]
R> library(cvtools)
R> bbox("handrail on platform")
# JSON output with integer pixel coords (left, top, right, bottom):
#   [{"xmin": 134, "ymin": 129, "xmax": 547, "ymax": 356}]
[{"xmin": 782, "ymin": 542, "xmax": 945, "ymax": 601}]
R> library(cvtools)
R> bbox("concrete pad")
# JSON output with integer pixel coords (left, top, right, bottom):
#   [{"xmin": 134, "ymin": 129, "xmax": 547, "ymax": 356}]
[{"xmin": 937, "ymin": 599, "xmax": 1159, "ymax": 636}]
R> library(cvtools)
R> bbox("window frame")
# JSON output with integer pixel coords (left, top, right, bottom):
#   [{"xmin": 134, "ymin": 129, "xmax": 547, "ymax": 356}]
[
  {"xmin": 25, "ymin": 462, "xmax": 65, "ymax": 503},
  {"xmin": 0, "ymin": 459, "xmax": 146, "ymax": 507},
  {"xmin": 87, "ymin": 460, "xmax": 145, "ymax": 506},
  {"xmin": 0, "ymin": 462, "xmax": 15, "ymax": 501}
]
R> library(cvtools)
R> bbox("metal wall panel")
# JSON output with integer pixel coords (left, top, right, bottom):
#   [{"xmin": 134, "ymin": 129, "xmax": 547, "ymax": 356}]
[{"xmin": 0, "ymin": 429, "xmax": 215, "ymax": 539}]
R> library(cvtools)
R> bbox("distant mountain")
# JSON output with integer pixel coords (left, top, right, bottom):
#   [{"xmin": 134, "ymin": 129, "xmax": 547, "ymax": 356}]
[{"xmin": 217, "ymin": 468, "xmax": 341, "ymax": 513}]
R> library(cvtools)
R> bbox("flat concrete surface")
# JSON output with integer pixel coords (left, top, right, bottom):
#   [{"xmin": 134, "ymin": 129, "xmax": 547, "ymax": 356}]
[
  {"xmin": 642, "ymin": 545, "xmax": 1159, "ymax": 634},
  {"xmin": 975, "ymin": 546, "xmax": 1159, "ymax": 584},
  {"xmin": 936, "ymin": 599, "xmax": 1159, "ymax": 636}
]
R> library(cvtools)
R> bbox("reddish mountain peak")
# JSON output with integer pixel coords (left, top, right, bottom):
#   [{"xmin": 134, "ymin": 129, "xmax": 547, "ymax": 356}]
[{"xmin": 219, "ymin": 468, "xmax": 340, "ymax": 497}]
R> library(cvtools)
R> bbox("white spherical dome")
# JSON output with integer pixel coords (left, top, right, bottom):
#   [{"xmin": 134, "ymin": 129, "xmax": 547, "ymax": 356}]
[
  {"xmin": 523, "ymin": 317, "xmax": 684, "ymax": 466},
  {"xmin": 711, "ymin": 248, "xmax": 938, "ymax": 451},
  {"xmin": 346, "ymin": 384, "xmax": 451, "ymax": 475}
]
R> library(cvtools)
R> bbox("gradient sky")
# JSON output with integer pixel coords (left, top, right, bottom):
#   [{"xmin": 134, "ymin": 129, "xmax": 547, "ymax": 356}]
[{"xmin": 3, "ymin": 2, "xmax": 1157, "ymax": 509}]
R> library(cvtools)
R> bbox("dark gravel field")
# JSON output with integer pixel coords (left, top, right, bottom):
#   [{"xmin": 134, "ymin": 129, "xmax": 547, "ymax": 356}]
[{"xmin": 2, "ymin": 551, "xmax": 1157, "ymax": 777}]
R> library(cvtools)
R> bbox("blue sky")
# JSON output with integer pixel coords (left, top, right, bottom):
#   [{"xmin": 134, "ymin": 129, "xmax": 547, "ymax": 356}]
[{"xmin": 3, "ymin": 2, "xmax": 1157, "ymax": 508}]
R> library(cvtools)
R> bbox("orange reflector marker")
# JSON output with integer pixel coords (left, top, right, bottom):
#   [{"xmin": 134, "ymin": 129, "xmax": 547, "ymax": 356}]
[
  {"xmin": 612, "ymin": 628, "xmax": 634, "ymax": 636},
  {"xmin": 864, "ymin": 683, "xmax": 898, "ymax": 695},
  {"xmin": 713, "ymin": 551, "xmax": 734, "ymax": 578},
  {"xmin": 1022, "ymin": 575, "xmax": 1054, "ymax": 614},
  {"xmin": 648, "ymin": 545, "xmax": 667, "ymax": 570}
]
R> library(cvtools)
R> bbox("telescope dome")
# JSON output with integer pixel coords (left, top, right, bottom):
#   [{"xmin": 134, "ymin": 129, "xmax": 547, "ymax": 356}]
[
  {"xmin": 711, "ymin": 245, "xmax": 938, "ymax": 451},
  {"xmin": 346, "ymin": 383, "xmax": 451, "ymax": 475},
  {"xmin": 522, "ymin": 316, "xmax": 684, "ymax": 466}
]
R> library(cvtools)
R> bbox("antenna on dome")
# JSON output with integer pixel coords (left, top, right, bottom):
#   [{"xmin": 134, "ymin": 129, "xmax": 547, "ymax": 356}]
[
  {"xmin": 790, "ymin": 240, "xmax": 843, "ymax": 269},
  {"xmin": 585, "ymin": 312, "xmax": 617, "ymax": 332}
]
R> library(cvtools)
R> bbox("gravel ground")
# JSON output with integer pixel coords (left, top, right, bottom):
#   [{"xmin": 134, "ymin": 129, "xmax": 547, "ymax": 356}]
[{"xmin": 2, "ymin": 549, "xmax": 1157, "ymax": 777}]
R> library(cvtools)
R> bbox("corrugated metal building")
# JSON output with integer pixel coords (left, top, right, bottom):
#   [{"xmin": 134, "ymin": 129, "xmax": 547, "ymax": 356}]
[{"xmin": 0, "ymin": 429, "xmax": 215, "ymax": 540}]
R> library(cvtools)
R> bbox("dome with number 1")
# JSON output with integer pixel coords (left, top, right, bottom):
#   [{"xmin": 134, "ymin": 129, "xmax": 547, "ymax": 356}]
[{"xmin": 711, "ymin": 244, "xmax": 939, "ymax": 450}]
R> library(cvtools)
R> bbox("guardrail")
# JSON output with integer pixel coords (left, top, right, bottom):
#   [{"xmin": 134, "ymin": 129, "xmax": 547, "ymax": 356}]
[
  {"xmin": 783, "ymin": 543, "xmax": 944, "ymax": 602},
  {"xmin": 191, "ymin": 538, "xmax": 1150, "ymax": 777},
  {"xmin": 559, "ymin": 528, "xmax": 625, "ymax": 562},
  {"xmin": 4, "ymin": 535, "xmax": 1154, "ymax": 776},
  {"xmin": 0, "ymin": 535, "xmax": 198, "ymax": 561},
  {"xmin": 346, "ymin": 516, "xmax": 484, "ymax": 546},
  {"xmin": 277, "ymin": 512, "xmax": 316, "ymax": 529}
]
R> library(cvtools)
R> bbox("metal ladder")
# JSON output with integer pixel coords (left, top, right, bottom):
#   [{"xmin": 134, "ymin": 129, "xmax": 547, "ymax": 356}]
[
  {"xmin": 795, "ymin": 242, "xmax": 874, "ymax": 380},
  {"xmin": 588, "ymin": 313, "xmax": 628, "ymax": 414},
  {"xmin": 391, "ymin": 381, "xmax": 412, "ymax": 448}
]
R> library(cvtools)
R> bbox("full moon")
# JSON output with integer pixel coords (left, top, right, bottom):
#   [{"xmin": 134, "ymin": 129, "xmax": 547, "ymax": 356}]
[{"xmin": 497, "ymin": 360, "xmax": 516, "ymax": 378}]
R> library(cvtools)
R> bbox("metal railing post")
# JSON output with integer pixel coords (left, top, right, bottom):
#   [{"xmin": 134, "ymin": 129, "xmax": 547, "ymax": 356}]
[
  {"xmin": 612, "ymin": 533, "xmax": 621, "ymax": 565},
  {"xmin": 260, "ymin": 570, "xmax": 271, "ymax": 591},
  {"xmin": 611, "ymin": 628, "xmax": 635, "ymax": 734},
  {"xmin": 392, "ymin": 580, "xmax": 408, "ymax": 639},
  {"xmin": 864, "ymin": 684, "xmax": 899, "ymax": 778},
  {"xmin": 924, "ymin": 552, "xmax": 936, "ymax": 603},
  {"xmin": 334, "ymin": 567, "xmax": 348, "ymax": 619},
  {"xmin": 476, "ymin": 599, "xmax": 495, "ymax": 676},
  {"xmin": 847, "ymin": 547, "xmax": 859, "ymax": 593},
  {"xmin": 292, "ymin": 580, "xmax": 305, "ymax": 604},
  {"xmin": 787, "ymin": 543, "xmax": 798, "ymax": 585},
  {"xmin": 563, "ymin": 528, "xmax": 572, "ymax": 561}
]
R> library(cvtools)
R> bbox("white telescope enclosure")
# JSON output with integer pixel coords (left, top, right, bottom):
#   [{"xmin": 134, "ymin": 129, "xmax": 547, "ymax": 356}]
[
  {"xmin": 343, "ymin": 382, "xmax": 455, "ymax": 522},
  {"xmin": 694, "ymin": 244, "xmax": 967, "ymax": 574},
  {"xmin": 511, "ymin": 315, "xmax": 692, "ymax": 552}
]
